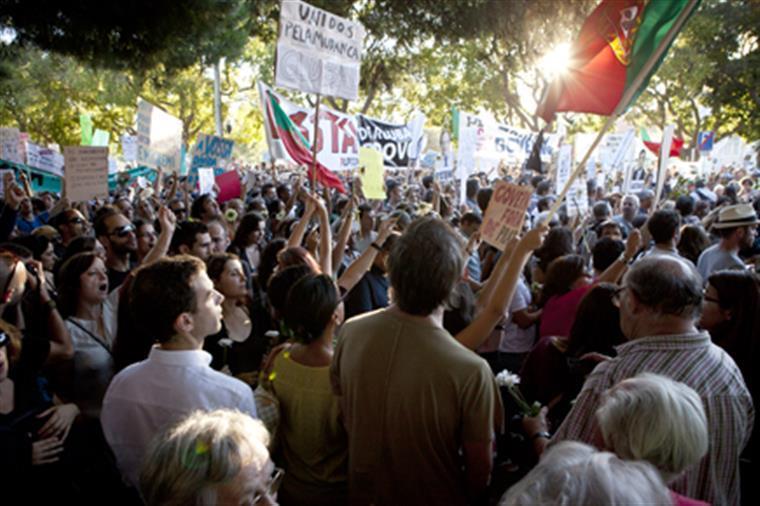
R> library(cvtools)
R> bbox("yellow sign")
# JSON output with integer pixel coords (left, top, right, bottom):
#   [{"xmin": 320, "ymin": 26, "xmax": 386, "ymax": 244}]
[{"xmin": 359, "ymin": 147, "xmax": 385, "ymax": 200}]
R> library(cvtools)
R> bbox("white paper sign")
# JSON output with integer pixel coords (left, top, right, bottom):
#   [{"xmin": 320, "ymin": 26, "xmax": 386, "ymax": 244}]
[
  {"xmin": 121, "ymin": 134, "xmax": 138, "ymax": 162},
  {"xmin": 654, "ymin": 125, "xmax": 675, "ymax": 204},
  {"xmin": 25, "ymin": 142, "xmax": 65, "ymax": 177},
  {"xmin": 0, "ymin": 127, "xmax": 22, "ymax": 164},
  {"xmin": 198, "ymin": 168, "xmax": 215, "ymax": 196},
  {"xmin": 64, "ymin": 146, "xmax": 109, "ymax": 201},
  {"xmin": 136, "ymin": 99, "xmax": 183, "ymax": 172},
  {"xmin": 276, "ymin": 0, "xmax": 365, "ymax": 100},
  {"xmin": 0, "ymin": 169, "xmax": 15, "ymax": 195}
]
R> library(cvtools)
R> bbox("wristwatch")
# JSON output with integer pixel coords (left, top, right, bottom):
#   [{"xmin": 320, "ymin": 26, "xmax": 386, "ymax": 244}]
[{"xmin": 531, "ymin": 431, "xmax": 551, "ymax": 441}]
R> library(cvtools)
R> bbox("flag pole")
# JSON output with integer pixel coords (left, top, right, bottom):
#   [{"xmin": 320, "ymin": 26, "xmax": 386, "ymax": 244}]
[
  {"xmin": 311, "ymin": 93, "xmax": 321, "ymax": 195},
  {"xmin": 543, "ymin": 0, "xmax": 700, "ymax": 223}
]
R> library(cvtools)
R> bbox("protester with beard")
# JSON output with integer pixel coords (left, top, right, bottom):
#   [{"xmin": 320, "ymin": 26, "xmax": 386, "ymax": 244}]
[{"xmin": 94, "ymin": 208, "xmax": 138, "ymax": 292}]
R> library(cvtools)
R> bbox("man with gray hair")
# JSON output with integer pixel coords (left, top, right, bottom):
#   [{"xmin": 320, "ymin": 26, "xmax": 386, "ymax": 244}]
[
  {"xmin": 547, "ymin": 255, "xmax": 753, "ymax": 506},
  {"xmin": 331, "ymin": 217, "xmax": 502, "ymax": 505},
  {"xmin": 613, "ymin": 193, "xmax": 640, "ymax": 237}
]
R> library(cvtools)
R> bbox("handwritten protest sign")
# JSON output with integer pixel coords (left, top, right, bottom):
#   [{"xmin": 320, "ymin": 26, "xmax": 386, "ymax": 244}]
[
  {"xmin": 0, "ymin": 128, "xmax": 22, "ymax": 164},
  {"xmin": 64, "ymin": 146, "xmax": 109, "ymax": 201},
  {"xmin": 358, "ymin": 146, "xmax": 385, "ymax": 199},
  {"xmin": 190, "ymin": 134, "xmax": 235, "ymax": 173},
  {"xmin": 276, "ymin": 0, "xmax": 365, "ymax": 100},
  {"xmin": 136, "ymin": 99, "xmax": 183, "ymax": 172},
  {"xmin": 26, "ymin": 142, "xmax": 64, "ymax": 177},
  {"xmin": 480, "ymin": 181, "xmax": 533, "ymax": 251},
  {"xmin": 0, "ymin": 169, "xmax": 14, "ymax": 195},
  {"xmin": 198, "ymin": 168, "xmax": 216, "ymax": 196}
]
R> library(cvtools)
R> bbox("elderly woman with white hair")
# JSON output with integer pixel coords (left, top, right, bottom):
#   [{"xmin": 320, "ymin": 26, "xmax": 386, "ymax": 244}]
[
  {"xmin": 139, "ymin": 410, "xmax": 281, "ymax": 506},
  {"xmin": 523, "ymin": 372, "xmax": 710, "ymax": 506},
  {"xmin": 500, "ymin": 441, "xmax": 672, "ymax": 505},
  {"xmin": 595, "ymin": 373, "xmax": 710, "ymax": 506}
]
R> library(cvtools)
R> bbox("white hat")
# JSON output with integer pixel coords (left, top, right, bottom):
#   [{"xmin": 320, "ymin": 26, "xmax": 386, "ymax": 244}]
[{"xmin": 712, "ymin": 203, "xmax": 760, "ymax": 229}]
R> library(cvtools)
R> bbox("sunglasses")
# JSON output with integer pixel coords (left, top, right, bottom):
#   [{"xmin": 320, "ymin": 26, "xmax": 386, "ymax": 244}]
[
  {"xmin": 68, "ymin": 217, "xmax": 85, "ymax": 225},
  {"xmin": 109, "ymin": 224, "xmax": 136, "ymax": 238}
]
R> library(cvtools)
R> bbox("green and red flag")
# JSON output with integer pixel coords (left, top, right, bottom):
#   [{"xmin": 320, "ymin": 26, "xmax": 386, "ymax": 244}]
[
  {"xmin": 265, "ymin": 91, "xmax": 346, "ymax": 193},
  {"xmin": 538, "ymin": 0, "xmax": 700, "ymax": 122},
  {"xmin": 640, "ymin": 128, "xmax": 683, "ymax": 157}
]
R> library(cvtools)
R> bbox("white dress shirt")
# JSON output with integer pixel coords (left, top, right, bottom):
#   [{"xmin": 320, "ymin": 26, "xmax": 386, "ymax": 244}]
[{"xmin": 101, "ymin": 347, "xmax": 258, "ymax": 487}]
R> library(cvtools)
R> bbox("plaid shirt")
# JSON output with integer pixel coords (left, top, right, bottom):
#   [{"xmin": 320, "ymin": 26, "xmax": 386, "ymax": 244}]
[{"xmin": 551, "ymin": 332, "xmax": 754, "ymax": 506}]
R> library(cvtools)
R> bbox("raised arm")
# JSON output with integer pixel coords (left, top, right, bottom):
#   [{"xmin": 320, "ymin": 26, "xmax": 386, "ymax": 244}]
[
  {"xmin": 338, "ymin": 216, "xmax": 397, "ymax": 294},
  {"xmin": 140, "ymin": 206, "xmax": 177, "ymax": 266},
  {"xmin": 456, "ymin": 225, "xmax": 548, "ymax": 351},
  {"xmin": 287, "ymin": 192, "xmax": 315, "ymax": 248},
  {"xmin": 313, "ymin": 194, "xmax": 333, "ymax": 277},
  {"xmin": 597, "ymin": 228, "xmax": 640, "ymax": 284},
  {"xmin": 332, "ymin": 197, "xmax": 355, "ymax": 272}
]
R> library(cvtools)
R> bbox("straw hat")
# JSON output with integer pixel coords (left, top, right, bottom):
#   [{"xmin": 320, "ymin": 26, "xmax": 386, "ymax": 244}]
[{"xmin": 711, "ymin": 203, "xmax": 760, "ymax": 229}]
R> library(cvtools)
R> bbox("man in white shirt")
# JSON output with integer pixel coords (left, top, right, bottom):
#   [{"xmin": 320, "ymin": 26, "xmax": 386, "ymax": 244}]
[{"xmin": 101, "ymin": 255, "xmax": 257, "ymax": 487}]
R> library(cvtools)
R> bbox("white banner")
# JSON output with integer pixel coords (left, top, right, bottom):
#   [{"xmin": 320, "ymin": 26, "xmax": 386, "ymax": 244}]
[
  {"xmin": 456, "ymin": 111, "xmax": 558, "ymax": 171},
  {"xmin": 25, "ymin": 142, "xmax": 64, "ymax": 177},
  {"xmin": 258, "ymin": 82, "xmax": 359, "ymax": 171},
  {"xmin": 276, "ymin": 0, "xmax": 365, "ymax": 100},
  {"xmin": 121, "ymin": 134, "xmax": 138, "ymax": 162},
  {"xmin": 136, "ymin": 99, "xmax": 183, "ymax": 172},
  {"xmin": 64, "ymin": 146, "xmax": 109, "ymax": 202}
]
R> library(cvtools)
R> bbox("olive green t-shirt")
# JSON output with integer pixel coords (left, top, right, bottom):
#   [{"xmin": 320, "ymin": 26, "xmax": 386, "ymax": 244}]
[{"xmin": 331, "ymin": 307, "xmax": 502, "ymax": 506}]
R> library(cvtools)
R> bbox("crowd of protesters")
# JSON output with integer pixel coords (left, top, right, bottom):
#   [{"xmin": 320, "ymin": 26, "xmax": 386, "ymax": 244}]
[{"xmin": 0, "ymin": 154, "xmax": 758, "ymax": 506}]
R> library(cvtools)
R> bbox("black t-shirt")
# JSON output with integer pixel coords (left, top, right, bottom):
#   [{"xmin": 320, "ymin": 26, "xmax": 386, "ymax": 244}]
[
  {"xmin": 107, "ymin": 268, "xmax": 131, "ymax": 293},
  {"xmin": 343, "ymin": 265, "xmax": 389, "ymax": 320}
]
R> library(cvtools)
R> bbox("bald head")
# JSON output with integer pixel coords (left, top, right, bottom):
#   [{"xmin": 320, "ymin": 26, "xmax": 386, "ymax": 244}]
[{"xmin": 623, "ymin": 256, "xmax": 703, "ymax": 320}]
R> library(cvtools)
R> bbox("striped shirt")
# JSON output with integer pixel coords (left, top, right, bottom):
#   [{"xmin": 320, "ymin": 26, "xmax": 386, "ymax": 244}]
[{"xmin": 551, "ymin": 332, "xmax": 754, "ymax": 506}]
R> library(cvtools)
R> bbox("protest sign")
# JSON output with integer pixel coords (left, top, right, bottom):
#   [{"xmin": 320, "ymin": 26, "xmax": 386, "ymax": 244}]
[
  {"xmin": 357, "ymin": 114, "xmax": 426, "ymax": 168},
  {"xmin": 80, "ymin": 114, "xmax": 93, "ymax": 145},
  {"xmin": 555, "ymin": 144, "xmax": 573, "ymax": 191},
  {"xmin": 0, "ymin": 169, "xmax": 14, "ymax": 195},
  {"xmin": 276, "ymin": 0, "xmax": 365, "ymax": 100},
  {"xmin": 63, "ymin": 146, "xmax": 109, "ymax": 201},
  {"xmin": 358, "ymin": 146, "xmax": 385, "ymax": 199},
  {"xmin": 25, "ymin": 142, "xmax": 64, "ymax": 177},
  {"xmin": 0, "ymin": 127, "xmax": 22, "ymax": 164},
  {"xmin": 190, "ymin": 134, "xmax": 235, "ymax": 173},
  {"xmin": 215, "ymin": 170, "xmax": 242, "ymax": 203},
  {"xmin": 258, "ymin": 82, "xmax": 359, "ymax": 171},
  {"xmin": 555, "ymin": 143, "xmax": 587, "ymax": 218},
  {"xmin": 197, "ymin": 168, "xmax": 215, "ymax": 196},
  {"xmin": 92, "ymin": 129, "xmax": 110, "ymax": 147},
  {"xmin": 136, "ymin": 99, "xmax": 183, "ymax": 172},
  {"xmin": 121, "ymin": 134, "xmax": 138, "ymax": 162},
  {"xmin": 455, "ymin": 111, "xmax": 558, "ymax": 170},
  {"xmin": 698, "ymin": 131, "xmax": 714, "ymax": 152},
  {"xmin": 654, "ymin": 125, "xmax": 675, "ymax": 204},
  {"xmin": 480, "ymin": 181, "xmax": 533, "ymax": 251}
]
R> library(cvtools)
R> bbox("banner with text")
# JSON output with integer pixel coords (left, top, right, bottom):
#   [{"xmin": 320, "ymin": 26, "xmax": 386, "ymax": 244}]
[
  {"xmin": 0, "ymin": 128, "xmax": 22, "ymax": 164},
  {"xmin": 190, "ymin": 134, "xmax": 235, "ymax": 173},
  {"xmin": 357, "ymin": 114, "xmax": 426, "ymax": 168},
  {"xmin": 25, "ymin": 142, "xmax": 64, "ymax": 177},
  {"xmin": 136, "ymin": 99, "xmax": 183, "ymax": 172},
  {"xmin": 480, "ymin": 181, "xmax": 533, "ymax": 251},
  {"xmin": 258, "ymin": 82, "xmax": 359, "ymax": 171},
  {"xmin": 455, "ymin": 111, "xmax": 558, "ymax": 172},
  {"xmin": 276, "ymin": 0, "xmax": 365, "ymax": 100}
]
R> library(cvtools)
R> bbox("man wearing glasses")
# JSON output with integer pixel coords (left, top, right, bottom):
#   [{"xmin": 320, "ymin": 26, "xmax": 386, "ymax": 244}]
[
  {"xmin": 95, "ymin": 208, "xmax": 138, "ymax": 292},
  {"xmin": 52, "ymin": 209, "xmax": 89, "ymax": 257},
  {"xmin": 545, "ymin": 256, "xmax": 753, "ymax": 506}
]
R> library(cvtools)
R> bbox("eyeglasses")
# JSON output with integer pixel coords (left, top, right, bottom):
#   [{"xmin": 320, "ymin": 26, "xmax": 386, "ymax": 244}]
[
  {"xmin": 108, "ymin": 224, "xmax": 135, "ymax": 238},
  {"xmin": 68, "ymin": 217, "xmax": 85, "ymax": 225},
  {"xmin": 702, "ymin": 289, "xmax": 720, "ymax": 305},
  {"xmin": 253, "ymin": 467, "xmax": 284, "ymax": 505},
  {"xmin": 0, "ymin": 331, "xmax": 8, "ymax": 347},
  {"xmin": 611, "ymin": 286, "xmax": 627, "ymax": 308}
]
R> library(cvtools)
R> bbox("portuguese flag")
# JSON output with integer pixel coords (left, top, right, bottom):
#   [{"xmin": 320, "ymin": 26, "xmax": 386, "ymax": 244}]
[
  {"xmin": 538, "ymin": 0, "xmax": 700, "ymax": 122},
  {"xmin": 641, "ymin": 128, "xmax": 684, "ymax": 157},
  {"xmin": 266, "ymin": 91, "xmax": 346, "ymax": 193}
]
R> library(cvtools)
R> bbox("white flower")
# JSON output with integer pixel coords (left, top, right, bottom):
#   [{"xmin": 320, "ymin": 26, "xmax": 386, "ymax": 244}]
[
  {"xmin": 495, "ymin": 369, "xmax": 521, "ymax": 388},
  {"xmin": 218, "ymin": 338, "xmax": 234, "ymax": 348}
]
